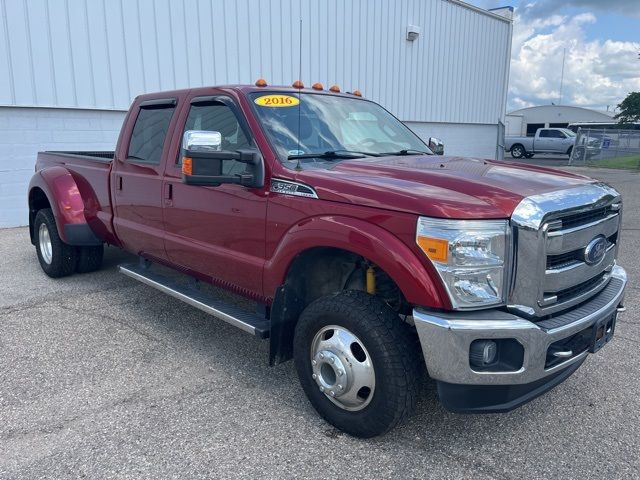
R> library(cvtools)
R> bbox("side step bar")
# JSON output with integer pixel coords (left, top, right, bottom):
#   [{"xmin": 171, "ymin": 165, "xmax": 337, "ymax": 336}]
[{"xmin": 119, "ymin": 263, "xmax": 270, "ymax": 339}]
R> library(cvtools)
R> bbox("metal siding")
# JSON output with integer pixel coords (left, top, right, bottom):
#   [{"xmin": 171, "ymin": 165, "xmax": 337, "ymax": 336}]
[
  {"xmin": 0, "ymin": 107, "xmax": 126, "ymax": 228},
  {"xmin": 0, "ymin": 0, "xmax": 511, "ymax": 124}
]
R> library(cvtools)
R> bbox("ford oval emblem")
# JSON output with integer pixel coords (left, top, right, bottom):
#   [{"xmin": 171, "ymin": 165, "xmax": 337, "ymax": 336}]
[{"xmin": 584, "ymin": 235, "xmax": 607, "ymax": 265}]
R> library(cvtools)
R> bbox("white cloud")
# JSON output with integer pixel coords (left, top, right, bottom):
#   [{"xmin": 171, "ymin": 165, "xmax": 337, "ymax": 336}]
[{"xmin": 508, "ymin": 11, "xmax": 640, "ymax": 112}]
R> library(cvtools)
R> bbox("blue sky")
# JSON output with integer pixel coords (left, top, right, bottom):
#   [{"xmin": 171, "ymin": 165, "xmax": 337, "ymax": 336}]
[{"xmin": 468, "ymin": 0, "xmax": 640, "ymax": 111}]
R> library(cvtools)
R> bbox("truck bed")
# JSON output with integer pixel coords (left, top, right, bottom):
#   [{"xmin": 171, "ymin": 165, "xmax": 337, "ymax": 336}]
[
  {"xmin": 40, "ymin": 150, "xmax": 115, "ymax": 162},
  {"xmin": 35, "ymin": 150, "xmax": 116, "ymax": 244}
]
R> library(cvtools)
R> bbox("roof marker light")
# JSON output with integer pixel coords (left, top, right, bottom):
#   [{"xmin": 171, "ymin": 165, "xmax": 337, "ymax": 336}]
[
  {"xmin": 255, "ymin": 78, "xmax": 268, "ymax": 87},
  {"xmin": 292, "ymin": 80, "xmax": 304, "ymax": 89},
  {"xmin": 329, "ymin": 85, "xmax": 340, "ymax": 93},
  {"xmin": 312, "ymin": 82, "xmax": 323, "ymax": 90},
  {"xmin": 352, "ymin": 90, "xmax": 362, "ymax": 97}
]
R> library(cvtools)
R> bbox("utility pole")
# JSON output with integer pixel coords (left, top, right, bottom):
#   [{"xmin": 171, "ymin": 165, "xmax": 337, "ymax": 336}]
[{"xmin": 559, "ymin": 48, "xmax": 566, "ymax": 105}]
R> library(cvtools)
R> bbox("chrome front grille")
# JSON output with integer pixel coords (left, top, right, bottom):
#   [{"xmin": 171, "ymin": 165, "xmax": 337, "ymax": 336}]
[
  {"xmin": 546, "ymin": 232, "xmax": 617, "ymax": 269},
  {"xmin": 554, "ymin": 206, "xmax": 613, "ymax": 230},
  {"xmin": 509, "ymin": 183, "xmax": 621, "ymax": 318}
]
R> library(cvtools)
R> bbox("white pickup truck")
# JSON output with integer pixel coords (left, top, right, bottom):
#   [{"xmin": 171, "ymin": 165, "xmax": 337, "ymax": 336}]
[{"xmin": 506, "ymin": 128, "xmax": 576, "ymax": 159}]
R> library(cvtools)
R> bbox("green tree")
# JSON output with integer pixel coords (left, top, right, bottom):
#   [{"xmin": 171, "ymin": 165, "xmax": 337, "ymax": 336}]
[{"xmin": 615, "ymin": 92, "xmax": 640, "ymax": 123}]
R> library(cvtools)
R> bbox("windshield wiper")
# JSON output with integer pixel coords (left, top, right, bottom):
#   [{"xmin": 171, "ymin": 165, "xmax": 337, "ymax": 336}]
[
  {"xmin": 379, "ymin": 149, "xmax": 432, "ymax": 156},
  {"xmin": 287, "ymin": 150, "xmax": 380, "ymax": 161}
]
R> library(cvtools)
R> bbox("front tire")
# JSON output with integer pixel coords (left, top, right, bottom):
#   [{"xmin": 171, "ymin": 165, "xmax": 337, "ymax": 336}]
[
  {"xmin": 34, "ymin": 208, "xmax": 77, "ymax": 278},
  {"xmin": 510, "ymin": 144, "xmax": 526, "ymax": 158},
  {"xmin": 293, "ymin": 291, "xmax": 422, "ymax": 438}
]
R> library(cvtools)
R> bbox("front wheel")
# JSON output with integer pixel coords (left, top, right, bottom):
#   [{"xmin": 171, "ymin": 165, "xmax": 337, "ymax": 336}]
[{"xmin": 293, "ymin": 291, "xmax": 422, "ymax": 438}]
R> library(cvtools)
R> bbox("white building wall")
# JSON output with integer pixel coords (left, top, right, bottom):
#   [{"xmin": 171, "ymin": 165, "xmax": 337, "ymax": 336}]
[
  {"xmin": 506, "ymin": 106, "xmax": 614, "ymax": 135},
  {"xmin": 0, "ymin": 108, "xmax": 125, "ymax": 227},
  {"xmin": 407, "ymin": 122, "xmax": 498, "ymax": 158},
  {"xmin": 0, "ymin": 0, "xmax": 512, "ymax": 227},
  {"xmin": 505, "ymin": 114, "xmax": 524, "ymax": 136},
  {"xmin": 0, "ymin": 0, "xmax": 511, "ymax": 123}
]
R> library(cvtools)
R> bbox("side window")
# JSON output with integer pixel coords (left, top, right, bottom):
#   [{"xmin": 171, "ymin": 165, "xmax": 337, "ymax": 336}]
[
  {"xmin": 539, "ymin": 129, "xmax": 550, "ymax": 138},
  {"xmin": 179, "ymin": 101, "xmax": 251, "ymax": 176},
  {"xmin": 127, "ymin": 104, "xmax": 176, "ymax": 164},
  {"xmin": 551, "ymin": 130, "xmax": 565, "ymax": 138}
]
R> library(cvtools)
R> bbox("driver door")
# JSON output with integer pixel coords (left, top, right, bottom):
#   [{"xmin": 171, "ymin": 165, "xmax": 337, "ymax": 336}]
[
  {"xmin": 162, "ymin": 94, "xmax": 268, "ymax": 296},
  {"xmin": 536, "ymin": 129, "xmax": 555, "ymax": 152}
]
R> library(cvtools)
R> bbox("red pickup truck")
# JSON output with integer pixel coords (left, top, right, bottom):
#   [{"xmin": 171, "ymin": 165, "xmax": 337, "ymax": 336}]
[{"xmin": 28, "ymin": 83, "xmax": 627, "ymax": 437}]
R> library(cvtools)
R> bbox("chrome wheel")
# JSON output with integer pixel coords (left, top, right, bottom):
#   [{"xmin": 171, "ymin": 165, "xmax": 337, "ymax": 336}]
[
  {"xmin": 511, "ymin": 145, "xmax": 524, "ymax": 158},
  {"xmin": 38, "ymin": 222, "xmax": 53, "ymax": 265},
  {"xmin": 310, "ymin": 325, "xmax": 376, "ymax": 411}
]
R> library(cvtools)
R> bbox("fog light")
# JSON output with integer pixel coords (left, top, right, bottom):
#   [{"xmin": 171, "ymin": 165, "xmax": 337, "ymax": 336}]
[{"xmin": 469, "ymin": 340, "xmax": 497, "ymax": 367}]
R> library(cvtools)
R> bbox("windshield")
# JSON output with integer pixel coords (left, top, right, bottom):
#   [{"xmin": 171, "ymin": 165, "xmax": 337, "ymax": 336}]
[{"xmin": 249, "ymin": 92, "xmax": 431, "ymax": 168}]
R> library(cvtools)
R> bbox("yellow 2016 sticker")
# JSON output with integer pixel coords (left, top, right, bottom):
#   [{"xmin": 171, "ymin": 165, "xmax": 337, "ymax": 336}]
[{"xmin": 254, "ymin": 94, "xmax": 300, "ymax": 107}]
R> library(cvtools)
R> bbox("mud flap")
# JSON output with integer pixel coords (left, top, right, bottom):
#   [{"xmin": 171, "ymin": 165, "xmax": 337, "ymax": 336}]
[{"xmin": 269, "ymin": 284, "xmax": 303, "ymax": 366}]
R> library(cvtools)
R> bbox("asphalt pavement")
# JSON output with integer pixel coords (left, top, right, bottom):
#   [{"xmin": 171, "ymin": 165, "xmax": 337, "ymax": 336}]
[{"xmin": 1, "ymin": 166, "xmax": 639, "ymax": 479}]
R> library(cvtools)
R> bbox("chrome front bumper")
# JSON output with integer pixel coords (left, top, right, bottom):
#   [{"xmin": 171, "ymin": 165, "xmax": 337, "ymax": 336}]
[{"xmin": 413, "ymin": 265, "xmax": 627, "ymax": 386}]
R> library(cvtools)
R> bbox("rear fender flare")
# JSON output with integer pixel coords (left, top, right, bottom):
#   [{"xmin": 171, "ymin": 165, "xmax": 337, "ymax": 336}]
[
  {"xmin": 28, "ymin": 167, "xmax": 101, "ymax": 246},
  {"xmin": 264, "ymin": 215, "xmax": 448, "ymax": 309}
]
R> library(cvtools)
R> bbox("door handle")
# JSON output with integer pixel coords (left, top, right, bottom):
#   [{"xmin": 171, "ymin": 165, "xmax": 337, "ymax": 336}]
[
  {"xmin": 116, "ymin": 176, "xmax": 123, "ymax": 191},
  {"xmin": 164, "ymin": 183, "xmax": 173, "ymax": 206}
]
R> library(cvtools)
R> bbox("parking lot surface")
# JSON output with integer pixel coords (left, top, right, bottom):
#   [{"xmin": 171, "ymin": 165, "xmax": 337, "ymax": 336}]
[{"xmin": 1, "ymin": 167, "xmax": 639, "ymax": 479}]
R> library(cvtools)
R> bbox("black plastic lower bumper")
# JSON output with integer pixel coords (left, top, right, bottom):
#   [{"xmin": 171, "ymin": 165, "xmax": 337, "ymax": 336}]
[{"xmin": 436, "ymin": 357, "xmax": 585, "ymax": 414}]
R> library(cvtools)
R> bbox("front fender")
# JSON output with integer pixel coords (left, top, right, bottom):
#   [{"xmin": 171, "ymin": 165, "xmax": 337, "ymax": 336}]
[
  {"xmin": 29, "ymin": 167, "xmax": 101, "ymax": 246},
  {"xmin": 263, "ymin": 215, "xmax": 449, "ymax": 309}
]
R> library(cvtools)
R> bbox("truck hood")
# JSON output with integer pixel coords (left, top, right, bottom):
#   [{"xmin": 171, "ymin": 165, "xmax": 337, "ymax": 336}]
[{"xmin": 297, "ymin": 155, "xmax": 595, "ymax": 218}]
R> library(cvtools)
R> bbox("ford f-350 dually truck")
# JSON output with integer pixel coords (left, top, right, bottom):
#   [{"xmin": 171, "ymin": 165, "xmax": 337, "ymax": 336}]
[{"xmin": 28, "ymin": 82, "xmax": 627, "ymax": 437}]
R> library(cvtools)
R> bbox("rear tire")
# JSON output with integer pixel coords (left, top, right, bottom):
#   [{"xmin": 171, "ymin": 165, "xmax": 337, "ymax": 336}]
[
  {"xmin": 293, "ymin": 290, "xmax": 422, "ymax": 438},
  {"xmin": 510, "ymin": 144, "xmax": 526, "ymax": 159},
  {"xmin": 76, "ymin": 245, "xmax": 104, "ymax": 273},
  {"xmin": 34, "ymin": 208, "xmax": 77, "ymax": 278}
]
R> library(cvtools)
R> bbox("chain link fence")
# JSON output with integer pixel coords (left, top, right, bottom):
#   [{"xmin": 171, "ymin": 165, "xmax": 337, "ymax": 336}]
[{"xmin": 569, "ymin": 128, "xmax": 640, "ymax": 169}]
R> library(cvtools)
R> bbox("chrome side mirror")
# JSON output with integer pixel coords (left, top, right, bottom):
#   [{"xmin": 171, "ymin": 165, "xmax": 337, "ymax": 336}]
[
  {"xmin": 429, "ymin": 137, "xmax": 444, "ymax": 155},
  {"xmin": 180, "ymin": 129, "xmax": 264, "ymax": 189},
  {"xmin": 182, "ymin": 130, "xmax": 222, "ymax": 152}
]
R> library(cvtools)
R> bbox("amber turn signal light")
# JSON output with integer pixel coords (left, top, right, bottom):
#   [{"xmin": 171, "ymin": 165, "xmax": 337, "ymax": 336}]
[
  {"xmin": 417, "ymin": 236, "xmax": 449, "ymax": 262},
  {"xmin": 182, "ymin": 157, "xmax": 193, "ymax": 176},
  {"xmin": 255, "ymin": 78, "xmax": 268, "ymax": 87}
]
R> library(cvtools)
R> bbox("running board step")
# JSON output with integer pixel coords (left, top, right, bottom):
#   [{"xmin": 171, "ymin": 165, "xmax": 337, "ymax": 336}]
[{"xmin": 119, "ymin": 263, "xmax": 270, "ymax": 338}]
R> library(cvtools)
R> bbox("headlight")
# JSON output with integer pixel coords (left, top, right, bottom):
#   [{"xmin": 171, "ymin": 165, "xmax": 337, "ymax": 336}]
[{"xmin": 416, "ymin": 217, "xmax": 510, "ymax": 309}]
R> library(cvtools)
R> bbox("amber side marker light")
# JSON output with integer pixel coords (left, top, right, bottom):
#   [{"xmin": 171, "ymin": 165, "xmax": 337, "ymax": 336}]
[
  {"xmin": 417, "ymin": 236, "xmax": 449, "ymax": 262},
  {"xmin": 255, "ymin": 78, "xmax": 268, "ymax": 87},
  {"xmin": 329, "ymin": 85, "xmax": 341, "ymax": 93},
  {"xmin": 292, "ymin": 80, "xmax": 304, "ymax": 89},
  {"xmin": 312, "ymin": 82, "xmax": 323, "ymax": 90},
  {"xmin": 182, "ymin": 157, "xmax": 193, "ymax": 176}
]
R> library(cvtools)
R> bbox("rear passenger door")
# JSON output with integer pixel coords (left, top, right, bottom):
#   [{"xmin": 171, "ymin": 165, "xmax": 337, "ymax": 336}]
[{"xmin": 112, "ymin": 97, "xmax": 179, "ymax": 260}]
